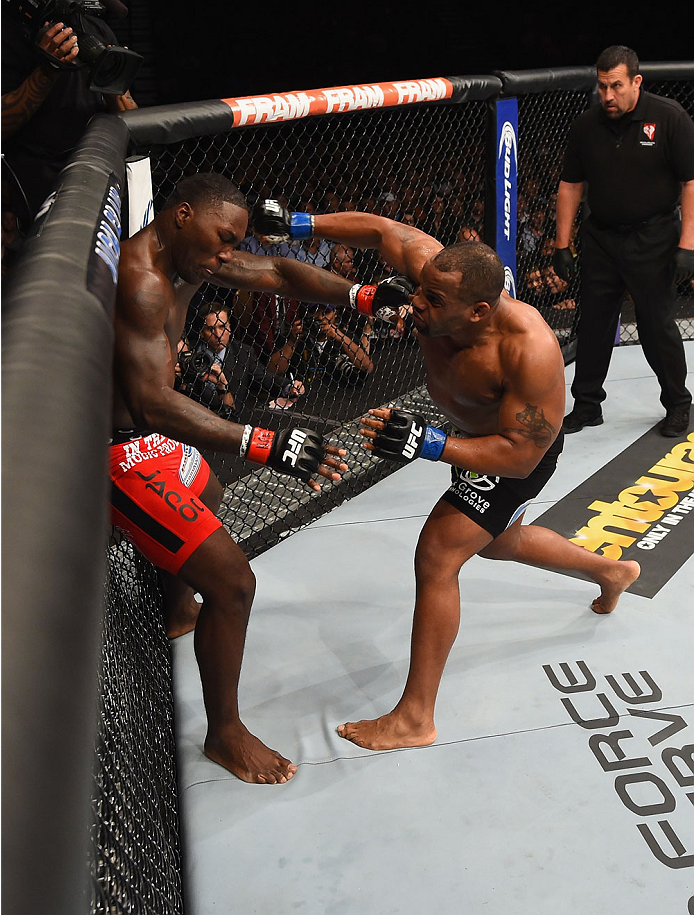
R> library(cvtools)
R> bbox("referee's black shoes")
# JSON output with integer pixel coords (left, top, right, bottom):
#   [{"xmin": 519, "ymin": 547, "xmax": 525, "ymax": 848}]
[
  {"xmin": 561, "ymin": 408, "xmax": 604, "ymax": 434},
  {"xmin": 659, "ymin": 406, "xmax": 691, "ymax": 437}
]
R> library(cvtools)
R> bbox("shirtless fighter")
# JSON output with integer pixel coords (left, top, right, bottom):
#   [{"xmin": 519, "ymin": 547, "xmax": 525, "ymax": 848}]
[
  {"xmin": 112, "ymin": 173, "xmax": 410, "ymax": 782},
  {"xmin": 252, "ymin": 201, "xmax": 641, "ymax": 752}
]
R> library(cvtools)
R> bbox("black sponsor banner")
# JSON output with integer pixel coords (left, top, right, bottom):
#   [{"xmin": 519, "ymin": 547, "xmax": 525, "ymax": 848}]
[{"xmin": 533, "ymin": 424, "xmax": 694, "ymax": 598}]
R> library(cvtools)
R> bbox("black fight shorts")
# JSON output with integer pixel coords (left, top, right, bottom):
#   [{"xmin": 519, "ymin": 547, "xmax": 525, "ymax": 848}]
[{"xmin": 441, "ymin": 432, "xmax": 564, "ymax": 538}]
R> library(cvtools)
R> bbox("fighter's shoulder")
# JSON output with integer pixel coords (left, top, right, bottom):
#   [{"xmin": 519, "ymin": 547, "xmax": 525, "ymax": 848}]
[
  {"xmin": 402, "ymin": 226, "xmax": 442, "ymax": 255},
  {"xmin": 117, "ymin": 246, "xmax": 173, "ymax": 318},
  {"xmin": 391, "ymin": 222, "xmax": 442, "ymax": 279},
  {"xmin": 499, "ymin": 296, "xmax": 562, "ymax": 370}
]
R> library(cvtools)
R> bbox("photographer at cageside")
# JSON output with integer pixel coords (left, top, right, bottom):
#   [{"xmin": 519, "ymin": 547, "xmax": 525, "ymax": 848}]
[
  {"xmin": 1, "ymin": 0, "xmax": 141, "ymax": 249},
  {"xmin": 5, "ymin": 0, "xmax": 142, "ymax": 94}
]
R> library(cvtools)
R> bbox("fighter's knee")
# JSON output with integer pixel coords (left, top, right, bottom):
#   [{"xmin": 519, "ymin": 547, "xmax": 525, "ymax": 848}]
[
  {"xmin": 201, "ymin": 561, "xmax": 256, "ymax": 614},
  {"xmin": 414, "ymin": 537, "xmax": 438, "ymax": 572},
  {"xmin": 221, "ymin": 561, "xmax": 256, "ymax": 606},
  {"xmin": 477, "ymin": 543, "xmax": 502, "ymax": 560},
  {"xmin": 414, "ymin": 539, "xmax": 463, "ymax": 581},
  {"xmin": 478, "ymin": 534, "xmax": 518, "ymax": 561}
]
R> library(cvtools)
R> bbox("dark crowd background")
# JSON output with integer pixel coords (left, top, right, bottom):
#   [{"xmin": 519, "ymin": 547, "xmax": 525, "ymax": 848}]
[{"xmin": 123, "ymin": 2, "xmax": 693, "ymax": 106}]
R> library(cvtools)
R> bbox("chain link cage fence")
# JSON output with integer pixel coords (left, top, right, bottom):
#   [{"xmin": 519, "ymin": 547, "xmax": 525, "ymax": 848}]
[
  {"xmin": 89, "ymin": 536, "xmax": 182, "ymax": 914},
  {"xmin": 88, "ymin": 66, "xmax": 694, "ymax": 914}
]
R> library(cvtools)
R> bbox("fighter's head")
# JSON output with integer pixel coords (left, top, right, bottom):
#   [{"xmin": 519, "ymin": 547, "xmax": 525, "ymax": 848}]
[
  {"xmin": 160, "ymin": 173, "xmax": 249, "ymax": 284},
  {"xmin": 411, "ymin": 242, "xmax": 504, "ymax": 337},
  {"xmin": 596, "ymin": 46, "xmax": 642, "ymax": 120}
]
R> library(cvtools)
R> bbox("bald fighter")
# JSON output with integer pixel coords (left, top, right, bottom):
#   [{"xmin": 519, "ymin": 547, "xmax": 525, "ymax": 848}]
[
  {"xmin": 253, "ymin": 201, "xmax": 641, "ymax": 751},
  {"xmin": 113, "ymin": 173, "xmax": 409, "ymax": 783}
]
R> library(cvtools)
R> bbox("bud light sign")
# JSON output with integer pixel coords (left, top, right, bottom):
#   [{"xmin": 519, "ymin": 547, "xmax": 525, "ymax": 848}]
[{"xmin": 495, "ymin": 98, "xmax": 518, "ymax": 297}]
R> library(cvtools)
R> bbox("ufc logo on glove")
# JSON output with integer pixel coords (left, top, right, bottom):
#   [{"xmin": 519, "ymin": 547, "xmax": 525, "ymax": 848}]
[
  {"xmin": 282, "ymin": 429, "xmax": 308, "ymax": 467},
  {"xmin": 402, "ymin": 423, "xmax": 424, "ymax": 460}
]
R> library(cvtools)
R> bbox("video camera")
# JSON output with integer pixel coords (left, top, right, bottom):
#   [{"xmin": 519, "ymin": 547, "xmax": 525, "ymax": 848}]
[{"xmin": 4, "ymin": 0, "xmax": 143, "ymax": 95}]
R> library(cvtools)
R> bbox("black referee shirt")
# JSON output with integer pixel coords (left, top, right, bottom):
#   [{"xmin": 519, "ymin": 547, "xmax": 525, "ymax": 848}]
[{"xmin": 561, "ymin": 89, "xmax": 694, "ymax": 226}]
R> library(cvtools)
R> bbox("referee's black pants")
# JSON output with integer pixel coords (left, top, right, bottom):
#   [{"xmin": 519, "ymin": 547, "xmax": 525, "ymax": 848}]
[{"xmin": 571, "ymin": 213, "xmax": 691, "ymax": 414}]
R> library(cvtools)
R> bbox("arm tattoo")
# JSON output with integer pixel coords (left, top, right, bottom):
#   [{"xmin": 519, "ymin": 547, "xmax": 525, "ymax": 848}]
[
  {"xmin": 503, "ymin": 403, "xmax": 556, "ymax": 448},
  {"xmin": 2, "ymin": 68, "xmax": 57, "ymax": 135}
]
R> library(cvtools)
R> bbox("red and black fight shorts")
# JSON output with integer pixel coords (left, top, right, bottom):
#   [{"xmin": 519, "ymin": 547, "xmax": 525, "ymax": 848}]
[
  {"xmin": 441, "ymin": 432, "xmax": 564, "ymax": 538},
  {"xmin": 109, "ymin": 430, "xmax": 222, "ymax": 574}
]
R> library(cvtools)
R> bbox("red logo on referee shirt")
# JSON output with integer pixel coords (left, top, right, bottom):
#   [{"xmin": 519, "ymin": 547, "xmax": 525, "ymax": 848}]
[{"xmin": 643, "ymin": 123, "xmax": 656, "ymax": 141}]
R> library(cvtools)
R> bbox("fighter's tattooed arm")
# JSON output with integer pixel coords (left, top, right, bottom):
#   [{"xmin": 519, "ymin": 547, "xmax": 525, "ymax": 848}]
[{"xmin": 503, "ymin": 403, "xmax": 557, "ymax": 448}]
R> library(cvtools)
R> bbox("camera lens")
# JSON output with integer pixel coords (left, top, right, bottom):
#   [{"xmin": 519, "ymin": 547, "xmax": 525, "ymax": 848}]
[{"xmin": 191, "ymin": 352, "xmax": 213, "ymax": 375}]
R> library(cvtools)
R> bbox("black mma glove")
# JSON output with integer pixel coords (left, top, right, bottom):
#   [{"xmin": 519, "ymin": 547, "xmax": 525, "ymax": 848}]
[
  {"xmin": 350, "ymin": 275, "xmax": 417, "ymax": 322},
  {"xmin": 552, "ymin": 248, "xmax": 577, "ymax": 283},
  {"xmin": 673, "ymin": 248, "xmax": 694, "ymax": 285},
  {"xmin": 239, "ymin": 424, "xmax": 324, "ymax": 482},
  {"xmin": 371, "ymin": 410, "xmax": 447, "ymax": 463},
  {"xmin": 251, "ymin": 199, "xmax": 313, "ymax": 243}
]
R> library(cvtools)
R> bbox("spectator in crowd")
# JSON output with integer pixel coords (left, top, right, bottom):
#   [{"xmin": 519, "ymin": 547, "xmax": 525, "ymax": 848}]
[
  {"xmin": 1, "ymin": 0, "xmax": 137, "ymax": 266},
  {"xmin": 421, "ymin": 193, "xmax": 458, "ymax": 246},
  {"xmin": 302, "ymin": 233, "xmax": 334, "ymax": 268},
  {"xmin": 519, "ymin": 204, "xmax": 551, "ymax": 257},
  {"xmin": 522, "ymin": 265, "xmax": 546, "ymax": 307},
  {"xmin": 517, "ymin": 191, "xmax": 530, "ymax": 234},
  {"xmin": 542, "ymin": 262, "xmax": 576, "ymax": 312},
  {"xmin": 553, "ymin": 45, "xmax": 694, "ymax": 437},
  {"xmin": 241, "ymin": 235, "xmax": 377, "ymax": 384},
  {"xmin": 180, "ymin": 300, "xmax": 305, "ymax": 419},
  {"xmin": 287, "ymin": 304, "xmax": 374, "ymax": 384},
  {"xmin": 456, "ymin": 225, "xmax": 481, "ymax": 243},
  {"xmin": 466, "ymin": 198, "xmax": 485, "ymax": 238},
  {"xmin": 235, "ymin": 223, "xmax": 337, "ymax": 358},
  {"xmin": 519, "ymin": 258, "xmax": 576, "ymax": 329},
  {"xmin": 330, "ymin": 243, "xmax": 360, "ymax": 281},
  {"xmin": 233, "ymin": 287, "xmax": 302, "ymax": 361},
  {"xmin": 377, "ymin": 193, "xmax": 400, "ymax": 221}
]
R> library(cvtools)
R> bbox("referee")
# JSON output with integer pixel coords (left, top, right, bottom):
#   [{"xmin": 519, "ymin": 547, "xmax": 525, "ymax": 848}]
[{"xmin": 553, "ymin": 45, "xmax": 694, "ymax": 437}]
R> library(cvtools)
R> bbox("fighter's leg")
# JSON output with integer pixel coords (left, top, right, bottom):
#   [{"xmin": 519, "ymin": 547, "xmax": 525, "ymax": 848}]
[
  {"xmin": 478, "ymin": 514, "xmax": 640, "ymax": 614},
  {"xmin": 338, "ymin": 499, "xmax": 492, "ymax": 750},
  {"xmin": 177, "ymin": 525, "xmax": 297, "ymax": 784},
  {"xmin": 160, "ymin": 470, "xmax": 223, "ymax": 638}
]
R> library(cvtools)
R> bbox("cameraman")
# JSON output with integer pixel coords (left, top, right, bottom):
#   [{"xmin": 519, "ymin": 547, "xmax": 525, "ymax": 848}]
[
  {"xmin": 274, "ymin": 304, "xmax": 374, "ymax": 386},
  {"xmin": 175, "ymin": 338, "xmax": 237, "ymax": 419},
  {"xmin": 178, "ymin": 300, "xmax": 305, "ymax": 420},
  {"xmin": 1, "ymin": 0, "xmax": 137, "ymax": 250}
]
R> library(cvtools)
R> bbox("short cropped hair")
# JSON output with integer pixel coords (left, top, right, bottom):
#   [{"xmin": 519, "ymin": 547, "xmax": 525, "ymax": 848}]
[
  {"xmin": 596, "ymin": 46, "xmax": 640, "ymax": 79},
  {"xmin": 197, "ymin": 300, "xmax": 231, "ymax": 322},
  {"xmin": 432, "ymin": 242, "xmax": 505, "ymax": 305},
  {"xmin": 162, "ymin": 172, "xmax": 248, "ymax": 213}
]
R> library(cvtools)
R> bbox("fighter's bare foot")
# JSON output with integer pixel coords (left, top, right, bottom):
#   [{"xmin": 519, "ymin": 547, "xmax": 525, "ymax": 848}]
[
  {"xmin": 204, "ymin": 726, "xmax": 297, "ymax": 784},
  {"xmin": 166, "ymin": 597, "xmax": 202, "ymax": 639},
  {"xmin": 337, "ymin": 710, "xmax": 437, "ymax": 751},
  {"xmin": 591, "ymin": 560, "xmax": 641, "ymax": 614}
]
